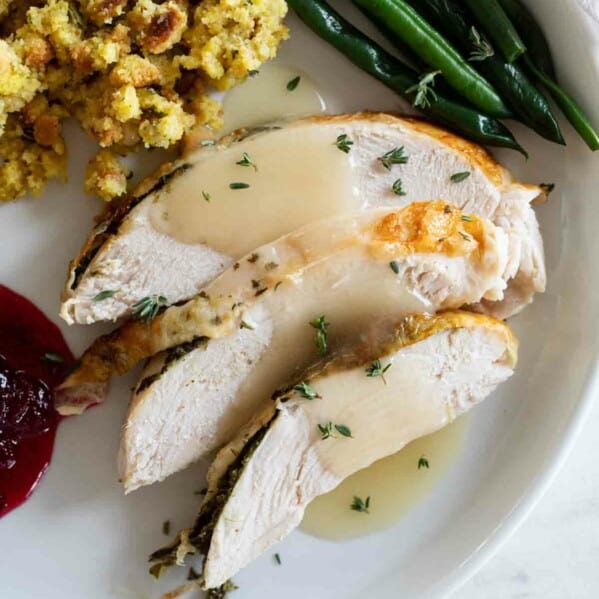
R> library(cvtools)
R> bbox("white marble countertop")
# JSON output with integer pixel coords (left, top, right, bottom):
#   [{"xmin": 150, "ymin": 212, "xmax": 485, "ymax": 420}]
[{"xmin": 456, "ymin": 397, "xmax": 599, "ymax": 598}]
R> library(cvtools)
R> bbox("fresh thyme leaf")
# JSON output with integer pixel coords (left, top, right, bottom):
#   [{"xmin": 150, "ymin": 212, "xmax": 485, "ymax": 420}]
[
  {"xmin": 318, "ymin": 421, "xmax": 333, "ymax": 440},
  {"xmin": 274, "ymin": 281, "xmax": 283, "ymax": 291},
  {"xmin": 293, "ymin": 381, "xmax": 320, "ymax": 400},
  {"xmin": 41, "ymin": 352, "xmax": 64, "ymax": 364},
  {"xmin": 461, "ymin": 214, "xmax": 473, "ymax": 222},
  {"xmin": 187, "ymin": 566, "xmax": 201, "ymax": 580},
  {"xmin": 365, "ymin": 359, "xmax": 392, "ymax": 384},
  {"xmin": 202, "ymin": 191, "xmax": 211, "ymax": 202},
  {"xmin": 350, "ymin": 495, "xmax": 370, "ymax": 513},
  {"xmin": 335, "ymin": 424, "xmax": 353, "ymax": 438},
  {"xmin": 274, "ymin": 553, "xmax": 282, "ymax": 565},
  {"xmin": 392, "ymin": 178, "xmax": 406, "ymax": 196},
  {"xmin": 240, "ymin": 320, "xmax": 255, "ymax": 330},
  {"xmin": 334, "ymin": 134, "xmax": 354, "ymax": 154},
  {"xmin": 468, "ymin": 26, "xmax": 494, "ymax": 62},
  {"xmin": 459, "ymin": 231, "xmax": 472, "ymax": 241},
  {"xmin": 162, "ymin": 520, "xmax": 170, "ymax": 535},
  {"xmin": 378, "ymin": 146, "xmax": 408, "ymax": 170},
  {"xmin": 450, "ymin": 171, "xmax": 471, "ymax": 183},
  {"xmin": 92, "ymin": 289, "xmax": 119, "ymax": 301},
  {"xmin": 235, "ymin": 152, "xmax": 257, "ymax": 171},
  {"xmin": 286, "ymin": 75, "xmax": 301, "ymax": 91},
  {"xmin": 406, "ymin": 70, "xmax": 441, "ymax": 108},
  {"xmin": 229, "ymin": 182, "xmax": 250, "ymax": 190},
  {"xmin": 418, "ymin": 455, "xmax": 429, "ymax": 469},
  {"xmin": 310, "ymin": 315, "xmax": 330, "ymax": 356},
  {"xmin": 132, "ymin": 294, "xmax": 168, "ymax": 323},
  {"xmin": 389, "ymin": 260, "xmax": 400, "ymax": 274}
]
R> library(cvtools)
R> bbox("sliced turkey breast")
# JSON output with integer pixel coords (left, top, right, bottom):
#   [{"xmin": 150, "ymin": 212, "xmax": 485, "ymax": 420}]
[
  {"xmin": 114, "ymin": 201, "xmax": 509, "ymax": 491},
  {"xmin": 60, "ymin": 112, "xmax": 545, "ymax": 325},
  {"xmin": 56, "ymin": 201, "xmax": 508, "ymax": 417},
  {"xmin": 149, "ymin": 311, "xmax": 518, "ymax": 589}
]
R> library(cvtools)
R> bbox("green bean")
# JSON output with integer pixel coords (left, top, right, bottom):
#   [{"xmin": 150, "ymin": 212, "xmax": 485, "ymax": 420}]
[
  {"xmin": 497, "ymin": 0, "xmax": 556, "ymax": 77},
  {"xmin": 524, "ymin": 56, "xmax": 599, "ymax": 150},
  {"xmin": 354, "ymin": 0, "xmax": 511, "ymax": 118},
  {"xmin": 287, "ymin": 0, "xmax": 525, "ymax": 154},
  {"xmin": 404, "ymin": 0, "xmax": 563, "ymax": 144},
  {"xmin": 461, "ymin": 0, "xmax": 526, "ymax": 63}
]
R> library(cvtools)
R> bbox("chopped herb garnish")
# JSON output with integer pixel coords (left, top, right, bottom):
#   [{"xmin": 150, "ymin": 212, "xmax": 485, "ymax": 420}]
[
  {"xmin": 392, "ymin": 179, "xmax": 406, "ymax": 196},
  {"xmin": 248, "ymin": 253, "xmax": 260, "ymax": 263},
  {"xmin": 335, "ymin": 424, "xmax": 353, "ymax": 438},
  {"xmin": 459, "ymin": 231, "xmax": 472, "ymax": 242},
  {"xmin": 310, "ymin": 315, "xmax": 330, "ymax": 356},
  {"xmin": 461, "ymin": 214, "xmax": 473, "ymax": 222},
  {"xmin": 450, "ymin": 171, "xmax": 471, "ymax": 183},
  {"xmin": 318, "ymin": 421, "xmax": 333, "ymax": 440},
  {"xmin": 378, "ymin": 146, "xmax": 408, "ymax": 170},
  {"xmin": 187, "ymin": 566, "xmax": 201, "ymax": 580},
  {"xmin": 366, "ymin": 359, "xmax": 392, "ymax": 384},
  {"xmin": 334, "ymin": 134, "xmax": 354, "ymax": 154},
  {"xmin": 274, "ymin": 553, "xmax": 282, "ymax": 565},
  {"xmin": 92, "ymin": 289, "xmax": 119, "ymax": 301},
  {"xmin": 406, "ymin": 70, "xmax": 441, "ymax": 108},
  {"xmin": 418, "ymin": 455, "xmax": 429, "ymax": 469},
  {"xmin": 274, "ymin": 281, "xmax": 283, "ymax": 291},
  {"xmin": 286, "ymin": 75, "xmax": 301, "ymax": 91},
  {"xmin": 389, "ymin": 260, "xmax": 400, "ymax": 274},
  {"xmin": 468, "ymin": 26, "xmax": 494, "ymax": 62},
  {"xmin": 162, "ymin": 521, "xmax": 170, "ymax": 535},
  {"xmin": 350, "ymin": 495, "xmax": 370, "ymax": 514},
  {"xmin": 293, "ymin": 381, "xmax": 320, "ymax": 400},
  {"xmin": 229, "ymin": 182, "xmax": 250, "ymax": 190},
  {"xmin": 240, "ymin": 320, "xmax": 255, "ymax": 330},
  {"xmin": 202, "ymin": 191, "xmax": 211, "ymax": 202},
  {"xmin": 236, "ymin": 152, "xmax": 257, "ymax": 171},
  {"xmin": 132, "ymin": 294, "xmax": 168, "ymax": 324},
  {"xmin": 41, "ymin": 352, "xmax": 64, "ymax": 364}
]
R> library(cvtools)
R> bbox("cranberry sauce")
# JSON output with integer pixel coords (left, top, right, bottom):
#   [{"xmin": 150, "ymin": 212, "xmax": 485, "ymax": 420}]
[{"xmin": 0, "ymin": 284, "xmax": 73, "ymax": 517}]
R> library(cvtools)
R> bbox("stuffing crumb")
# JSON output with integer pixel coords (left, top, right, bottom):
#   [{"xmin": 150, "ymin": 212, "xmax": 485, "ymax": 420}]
[
  {"xmin": 0, "ymin": 0, "xmax": 288, "ymax": 202},
  {"xmin": 84, "ymin": 149, "xmax": 129, "ymax": 201}
]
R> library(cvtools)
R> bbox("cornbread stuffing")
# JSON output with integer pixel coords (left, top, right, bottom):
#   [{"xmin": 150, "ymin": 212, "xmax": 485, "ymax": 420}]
[{"xmin": 0, "ymin": 0, "xmax": 289, "ymax": 202}]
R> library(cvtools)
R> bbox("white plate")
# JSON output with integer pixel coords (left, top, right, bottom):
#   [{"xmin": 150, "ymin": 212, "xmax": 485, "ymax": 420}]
[{"xmin": 2, "ymin": 1, "xmax": 599, "ymax": 597}]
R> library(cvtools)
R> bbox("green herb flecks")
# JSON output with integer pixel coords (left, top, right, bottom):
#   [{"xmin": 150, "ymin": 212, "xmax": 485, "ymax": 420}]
[
  {"xmin": 389, "ymin": 260, "xmax": 400, "ymax": 274},
  {"xmin": 350, "ymin": 495, "xmax": 370, "ymax": 514},
  {"xmin": 378, "ymin": 146, "xmax": 408, "ymax": 170},
  {"xmin": 468, "ymin": 26, "xmax": 494, "ymax": 62},
  {"xmin": 132, "ymin": 294, "xmax": 168, "ymax": 324},
  {"xmin": 392, "ymin": 179, "xmax": 406, "ymax": 196},
  {"xmin": 310, "ymin": 315, "xmax": 330, "ymax": 356},
  {"xmin": 236, "ymin": 152, "xmax": 257, "ymax": 171},
  {"xmin": 274, "ymin": 553, "xmax": 282, "ymax": 565},
  {"xmin": 229, "ymin": 182, "xmax": 250, "ymax": 190},
  {"xmin": 162, "ymin": 521, "xmax": 170, "ymax": 535},
  {"xmin": 202, "ymin": 191, "xmax": 211, "ymax": 202},
  {"xmin": 334, "ymin": 134, "xmax": 354, "ymax": 154},
  {"xmin": 461, "ymin": 214, "xmax": 473, "ymax": 222},
  {"xmin": 459, "ymin": 231, "xmax": 473, "ymax": 242},
  {"xmin": 406, "ymin": 70, "xmax": 442, "ymax": 109},
  {"xmin": 293, "ymin": 381, "xmax": 320, "ymax": 400},
  {"xmin": 366, "ymin": 359, "xmax": 392, "ymax": 384},
  {"xmin": 41, "ymin": 352, "xmax": 64, "ymax": 364},
  {"xmin": 92, "ymin": 289, "xmax": 119, "ymax": 302},
  {"xmin": 318, "ymin": 422, "xmax": 353, "ymax": 440},
  {"xmin": 418, "ymin": 455, "xmax": 430, "ymax": 469},
  {"xmin": 450, "ymin": 171, "xmax": 471, "ymax": 183},
  {"xmin": 286, "ymin": 76, "xmax": 301, "ymax": 91}
]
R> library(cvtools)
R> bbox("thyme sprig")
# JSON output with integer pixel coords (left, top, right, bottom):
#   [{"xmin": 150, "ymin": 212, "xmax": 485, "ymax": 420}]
[
  {"xmin": 365, "ymin": 359, "xmax": 392, "ymax": 384},
  {"xmin": 132, "ymin": 294, "xmax": 168, "ymax": 323},
  {"xmin": 378, "ymin": 146, "xmax": 408, "ymax": 170},
  {"xmin": 468, "ymin": 27, "xmax": 494, "ymax": 62},
  {"xmin": 350, "ymin": 495, "xmax": 370, "ymax": 514},
  {"xmin": 334, "ymin": 134, "xmax": 354, "ymax": 153},
  {"xmin": 310, "ymin": 315, "xmax": 330, "ymax": 356},
  {"xmin": 406, "ymin": 70, "xmax": 442, "ymax": 108}
]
